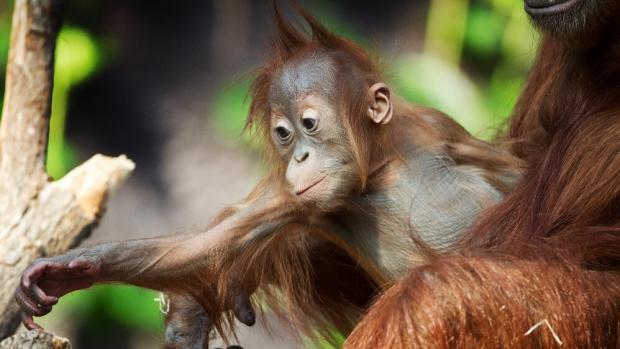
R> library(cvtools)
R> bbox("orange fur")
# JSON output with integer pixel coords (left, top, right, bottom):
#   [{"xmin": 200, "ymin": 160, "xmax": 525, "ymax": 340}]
[{"xmin": 344, "ymin": 2, "xmax": 620, "ymax": 347}]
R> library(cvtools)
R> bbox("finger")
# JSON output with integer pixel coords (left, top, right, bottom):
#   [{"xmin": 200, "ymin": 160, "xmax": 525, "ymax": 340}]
[
  {"xmin": 29, "ymin": 283, "xmax": 58, "ymax": 306},
  {"xmin": 15, "ymin": 289, "xmax": 52, "ymax": 317},
  {"xmin": 69, "ymin": 258, "xmax": 101, "ymax": 277},
  {"xmin": 22, "ymin": 262, "xmax": 51, "ymax": 288},
  {"xmin": 68, "ymin": 258, "xmax": 91, "ymax": 269},
  {"xmin": 32, "ymin": 262, "xmax": 83, "ymax": 279},
  {"xmin": 21, "ymin": 271, "xmax": 58, "ymax": 306},
  {"xmin": 21, "ymin": 313, "xmax": 42, "ymax": 330},
  {"xmin": 231, "ymin": 289, "xmax": 255, "ymax": 326},
  {"xmin": 39, "ymin": 276, "xmax": 98, "ymax": 298},
  {"xmin": 42, "ymin": 263, "xmax": 98, "ymax": 281},
  {"xmin": 17, "ymin": 295, "xmax": 53, "ymax": 317},
  {"xmin": 44, "ymin": 262, "xmax": 82, "ymax": 275}
]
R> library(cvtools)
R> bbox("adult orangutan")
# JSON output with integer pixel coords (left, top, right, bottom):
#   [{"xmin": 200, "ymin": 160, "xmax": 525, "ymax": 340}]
[
  {"xmin": 14, "ymin": 4, "xmax": 521, "ymax": 348},
  {"xmin": 345, "ymin": 0, "xmax": 620, "ymax": 347}
]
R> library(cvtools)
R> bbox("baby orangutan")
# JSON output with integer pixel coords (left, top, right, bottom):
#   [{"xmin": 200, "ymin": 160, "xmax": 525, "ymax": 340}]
[{"xmin": 15, "ymin": 5, "xmax": 520, "ymax": 348}]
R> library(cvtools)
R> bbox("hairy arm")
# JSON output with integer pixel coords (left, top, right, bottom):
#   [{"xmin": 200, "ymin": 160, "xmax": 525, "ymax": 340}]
[
  {"xmin": 15, "ymin": 181, "xmax": 300, "ymax": 328},
  {"xmin": 97, "ymin": 190, "xmax": 298, "ymax": 287}
]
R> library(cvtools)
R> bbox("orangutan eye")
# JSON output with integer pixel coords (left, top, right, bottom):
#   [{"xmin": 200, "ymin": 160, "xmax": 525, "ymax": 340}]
[
  {"xmin": 302, "ymin": 117, "xmax": 318, "ymax": 132},
  {"xmin": 275, "ymin": 126, "xmax": 292, "ymax": 142},
  {"xmin": 301, "ymin": 109, "xmax": 319, "ymax": 133}
]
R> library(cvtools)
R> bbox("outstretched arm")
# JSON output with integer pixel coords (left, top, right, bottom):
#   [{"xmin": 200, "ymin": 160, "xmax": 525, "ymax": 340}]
[{"xmin": 15, "ymin": 182, "xmax": 300, "ymax": 329}]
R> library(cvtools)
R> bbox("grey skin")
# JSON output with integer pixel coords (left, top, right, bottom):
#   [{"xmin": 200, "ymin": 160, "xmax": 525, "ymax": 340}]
[{"xmin": 15, "ymin": 52, "xmax": 514, "ymax": 347}]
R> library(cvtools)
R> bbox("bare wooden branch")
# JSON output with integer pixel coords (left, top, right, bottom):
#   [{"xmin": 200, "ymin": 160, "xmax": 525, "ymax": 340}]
[
  {"xmin": 0, "ymin": 0, "xmax": 135, "ymax": 344},
  {"xmin": 0, "ymin": 155, "xmax": 135, "ymax": 338},
  {"xmin": 0, "ymin": 331, "xmax": 70, "ymax": 349},
  {"xmin": 0, "ymin": 0, "xmax": 61, "ymax": 215}
]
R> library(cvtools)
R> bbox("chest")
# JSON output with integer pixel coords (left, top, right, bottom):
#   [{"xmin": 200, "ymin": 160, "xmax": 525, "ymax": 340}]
[{"xmin": 340, "ymin": 152, "xmax": 504, "ymax": 279}]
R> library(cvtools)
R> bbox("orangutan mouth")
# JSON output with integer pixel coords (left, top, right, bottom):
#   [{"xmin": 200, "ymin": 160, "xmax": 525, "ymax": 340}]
[{"xmin": 295, "ymin": 175, "xmax": 327, "ymax": 196}]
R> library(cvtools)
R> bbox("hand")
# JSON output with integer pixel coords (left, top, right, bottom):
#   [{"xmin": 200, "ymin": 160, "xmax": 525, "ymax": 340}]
[{"xmin": 15, "ymin": 254, "xmax": 101, "ymax": 330}]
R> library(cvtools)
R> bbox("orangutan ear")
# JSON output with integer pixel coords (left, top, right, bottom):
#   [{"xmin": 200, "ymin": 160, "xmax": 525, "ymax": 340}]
[{"xmin": 366, "ymin": 82, "xmax": 393, "ymax": 125}]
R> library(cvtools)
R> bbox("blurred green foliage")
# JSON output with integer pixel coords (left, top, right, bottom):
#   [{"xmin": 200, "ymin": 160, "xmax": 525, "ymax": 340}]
[
  {"xmin": 0, "ymin": 0, "xmax": 12, "ymax": 109},
  {"xmin": 41, "ymin": 285, "xmax": 163, "ymax": 334},
  {"xmin": 0, "ymin": 0, "xmax": 539, "ymax": 348},
  {"xmin": 425, "ymin": 0, "xmax": 470, "ymax": 65},
  {"xmin": 212, "ymin": 80, "xmax": 252, "ymax": 144},
  {"xmin": 47, "ymin": 27, "xmax": 101, "ymax": 179}
]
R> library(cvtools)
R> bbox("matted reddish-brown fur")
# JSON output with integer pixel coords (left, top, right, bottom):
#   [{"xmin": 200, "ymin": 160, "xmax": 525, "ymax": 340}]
[
  {"xmin": 344, "ymin": 3, "xmax": 620, "ymax": 348},
  {"xmin": 345, "ymin": 251, "xmax": 620, "ymax": 348}
]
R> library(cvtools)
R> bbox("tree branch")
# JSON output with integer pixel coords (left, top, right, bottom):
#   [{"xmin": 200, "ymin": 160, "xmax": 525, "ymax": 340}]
[
  {"xmin": 0, "ymin": 0, "xmax": 135, "ymax": 344},
  {"xmin": 0, "ymin": 0, "xmax": 61, "ymax": 207}
]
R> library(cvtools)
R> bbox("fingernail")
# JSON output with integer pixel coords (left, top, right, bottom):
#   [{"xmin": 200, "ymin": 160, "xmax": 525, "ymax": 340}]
[{"xmin": 244, "ymin": 310, "xmax": 255, "ymax": 326}]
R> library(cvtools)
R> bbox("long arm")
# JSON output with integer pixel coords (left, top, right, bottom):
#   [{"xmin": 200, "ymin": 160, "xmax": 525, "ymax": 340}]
[
  {"xmin": 15, "ymin": 181, "xmax": 300, "ymax": 328},
  {"xmin": 96, "ymin": 189, "xmax": 298, "ymax": 287}
]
